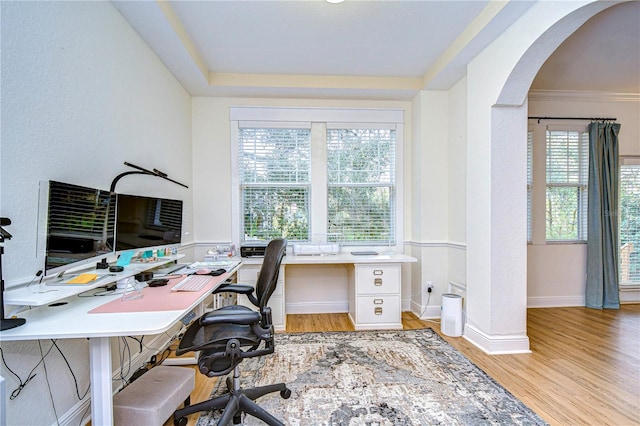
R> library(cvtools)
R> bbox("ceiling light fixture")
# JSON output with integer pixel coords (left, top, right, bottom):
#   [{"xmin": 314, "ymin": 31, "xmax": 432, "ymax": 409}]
[{"xmin": 326, "ymin": 0, "xmax": 345, "ymax": 3}]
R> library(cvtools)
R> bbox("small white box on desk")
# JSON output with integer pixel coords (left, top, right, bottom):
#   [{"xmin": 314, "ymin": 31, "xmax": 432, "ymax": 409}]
[{"xmin": 293, "ymin": 243, "xmax": 340, "ymax": 256}]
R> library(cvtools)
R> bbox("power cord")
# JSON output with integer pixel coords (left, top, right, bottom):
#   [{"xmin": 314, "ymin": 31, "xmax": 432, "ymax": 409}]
[
  {"xmin": 419, "ymin": 286, "xmax": 433, "ymax": 319},
  {"xmin": 49, "ymin": 340, "xmax": 90, "ymax": 400},
  {"xmin": 0, "ymin": 340, "xmax": 90, "ymax": 403},
  {"xmin": 0, "ymin": 344, "xmax": 54, "ymax": 399},
  {"xmin": 115, "ymin": 336, "xmax": 133, "ymax": 388},
  {"xmin": 38, "ymin": 341, "xmax": 60, "ymax": 426},
  {"xmin": 125, "ymin": 335, "xmax": 145, "ymax": 353}
]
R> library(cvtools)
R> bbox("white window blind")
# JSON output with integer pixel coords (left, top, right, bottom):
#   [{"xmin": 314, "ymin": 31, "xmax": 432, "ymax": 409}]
[
  {"xmin": 327, "ymin": 128, "xmax": 396, "ymax": 244},
  {"xmin": 231, "ymin": 107, "xmax": 404, "ymax": 247},
  {"xmin": 527, "ymin": 130, "xmax": 533, "ymax": 242},
  {"xmin": 620, "ymin": 161, "xmax": 640, "ymax": 284},
  {"xmin": 546, "ymin": 129, "xmax": 589, "ymax": 241},
  {"xmin": 238, "ymin": 127, "xmax": 311, "ymax": 241}
]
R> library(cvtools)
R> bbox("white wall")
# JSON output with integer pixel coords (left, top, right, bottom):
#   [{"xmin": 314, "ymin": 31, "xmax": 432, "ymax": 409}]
[
  {"xmin": 447, "ymin": 78, "xmax": 468, "ymax": 288},
  {"xmin": 409, "ymin": 90, "xmax": 453, "ymax": 317},
  {"xmin": 0, "ymin": 2, "xmax": 192, "ymax": 425},
  {"xmin": 527, "ymin": 91, "xmax": 640, "ymax": 307}
]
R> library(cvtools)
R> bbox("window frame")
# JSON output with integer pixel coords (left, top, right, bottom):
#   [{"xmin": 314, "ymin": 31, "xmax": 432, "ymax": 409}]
[
  {"xmin": 619, "ymin": 157, "xmax": 640, "ymax": 286},
  {"xmin": 230, "ymin": 107, "xmax": 404, "ymax": 250},
  {"xmin": 544, "ymin": 125, "xmax": 589, "ymax": 243},
  {"xmin": 237, "ymin": 124, "xmax": 312, "ymax": 241}
]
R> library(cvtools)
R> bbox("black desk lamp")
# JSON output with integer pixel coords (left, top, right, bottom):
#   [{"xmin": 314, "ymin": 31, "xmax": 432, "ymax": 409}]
[
  {"xmin": 110, "ymin": 162, "xmax": 188, "ymax": 193},
  {"xmin": 1, "ymin": 218, "xmax": 26, "ymax": 331}
]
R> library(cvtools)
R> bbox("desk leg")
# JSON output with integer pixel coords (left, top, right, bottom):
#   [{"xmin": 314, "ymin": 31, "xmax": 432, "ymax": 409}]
[{"xmin": 89, "ymin": 337, "xmax": 113, "ymax": 425}]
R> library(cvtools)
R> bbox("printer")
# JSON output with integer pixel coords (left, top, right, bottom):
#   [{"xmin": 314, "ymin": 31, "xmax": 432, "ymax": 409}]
[{"xmin": 240, "ymin": 241, "xmax": 268, "ymax": 257}]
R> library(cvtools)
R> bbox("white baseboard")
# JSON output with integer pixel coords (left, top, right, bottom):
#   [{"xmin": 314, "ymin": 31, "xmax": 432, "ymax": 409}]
[
  {"xmin": 409, "ymin": 300, "xmax": 441, "ymax": 320},
  {"xmin": 162, "ymin": 356, "xmax": 197, "ymax": 366},
  {"xmin": 463, "ymin": 324, "xmax": 531, "ymax": 355},
  {"xmin": 285, "ymin": 301, "xmax": 349, "ymax": 314},
  {"xmin": 527, "ymin": 295, "xmax": 585, "ymax": 308},
  {"xmin": 620, "ymin": 287, "xmax": 640, "ymax": 304},
  {"xmin": 529, "ymin": 291, "xmax": 640, "ymax": 307}
]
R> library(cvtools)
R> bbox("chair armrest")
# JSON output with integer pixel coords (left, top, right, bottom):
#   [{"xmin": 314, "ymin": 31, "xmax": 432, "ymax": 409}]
[
  {"xmin": 214, "ymin": 283, "xmax": 259, "ymax": 307},
  {"xmin": 200, "ymin": 309, "xmax": 261, "ymax": 326},
  {"xmin": 213, "ymin": 284, "xmax": 255, "ymax": 295}
]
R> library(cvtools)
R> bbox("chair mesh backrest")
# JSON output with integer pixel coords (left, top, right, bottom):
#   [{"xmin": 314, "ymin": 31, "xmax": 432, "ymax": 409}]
[{"xmin": 255, "ymin": 238, "xmax": 287, "ymax": 309}]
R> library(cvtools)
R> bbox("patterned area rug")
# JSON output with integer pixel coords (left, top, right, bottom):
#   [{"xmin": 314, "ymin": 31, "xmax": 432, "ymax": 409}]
[{"xmin": 196, "ymin": 328, "xmax": 546, "ymax": 425}]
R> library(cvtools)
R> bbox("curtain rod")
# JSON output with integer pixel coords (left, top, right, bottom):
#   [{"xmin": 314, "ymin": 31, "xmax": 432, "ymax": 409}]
[{"xmin": 528, "ymin": 116, "xmax": 617, "ymax": 124}]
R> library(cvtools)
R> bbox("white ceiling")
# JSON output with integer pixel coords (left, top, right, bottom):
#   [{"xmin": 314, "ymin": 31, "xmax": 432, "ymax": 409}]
[
  {"xmin": 532, "ymin": 1, "xmax": 639, "ymax": 93},
  {"xmin": 112, "ymin": 0, "xmax": 639, "ymax": 100}
]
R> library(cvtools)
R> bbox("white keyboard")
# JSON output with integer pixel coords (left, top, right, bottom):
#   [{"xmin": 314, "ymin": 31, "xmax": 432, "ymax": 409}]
[{"xmin": 171, "ymin": 275, "xmax": 212, "ymax": 292}]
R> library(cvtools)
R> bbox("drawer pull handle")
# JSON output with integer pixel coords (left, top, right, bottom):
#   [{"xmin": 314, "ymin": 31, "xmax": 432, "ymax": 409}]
[
  {"xmin": 374, "ymin": 307, "xmax": 383, "ymax": 315},
  {"xmin": 373, "ymin": 299, "xmax": 384, "ymax": 305},
  {"xmin": 373, "ymin": 270, "xmax": 384, "ymax": 275},
  {"xmin": 374, "ymin": 278, "xmax": 383, "ymax": 286}
]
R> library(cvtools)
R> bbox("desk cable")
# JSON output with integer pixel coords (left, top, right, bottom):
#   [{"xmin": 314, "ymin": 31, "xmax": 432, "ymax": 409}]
[
  {"xmin": 419, "ymin": 287, "xmax": 441, "ymax": 325},
  {"xmin": 25, "ymin": 270, "xmax": 43, "ymax": 288},
  {"xmin": 0, "ymin": 341, "xmax": 90, "ymax": 401},
  {"xmin": 0, "ymin": 343, "xmax": 53, "ymax": 400},
  {"xmin": 115, "ymin": 336, "xmax": 134, "ymax": 389},
  {"xmin": 37, "ymin": 340, "xmax": 60, "ymax": 425}
]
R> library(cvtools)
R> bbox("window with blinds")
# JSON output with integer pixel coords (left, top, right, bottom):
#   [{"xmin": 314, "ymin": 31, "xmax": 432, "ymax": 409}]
[
  {"xmin": 620, "ymin": 162, "xmax": 640, "ymax": 284},
  {"xmin": 527, "ymin": 130, "xmax": 533, "ymax": 242},
  {"xmin": 327, "ymin": 128, "xmax": 396, "ymax": 244},
  {"xmin": 232, "ymin": 107, "xmax": 403, "ymax": 247},
  {"xmin": 238, "ymin": 127, "xmax": 311, "ymax": 240},
  {"xmin": 545, "ymin": 129, "xmax": 589, "ymax": 241}
]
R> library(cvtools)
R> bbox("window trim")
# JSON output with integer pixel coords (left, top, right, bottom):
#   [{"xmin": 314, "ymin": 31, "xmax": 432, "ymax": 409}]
[
  {"xmin": 544, "ymin": 125, "xmax": 589, "ymax": 242},
  {"xmin": 230, "ymin": 107, "xmax": 404, "ymax": 250},
  {"xmin": 619, "ymin": 157, "xmax": 640, "ymax": 286}
]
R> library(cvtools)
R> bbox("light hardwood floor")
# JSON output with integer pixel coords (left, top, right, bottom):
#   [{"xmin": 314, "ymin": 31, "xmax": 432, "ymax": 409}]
[{"xmin": 167, "ymin": 305, "xmax": 640, "ymax": 426}]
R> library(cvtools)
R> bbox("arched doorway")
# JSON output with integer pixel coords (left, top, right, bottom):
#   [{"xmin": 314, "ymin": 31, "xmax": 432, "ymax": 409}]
[{"xmin": 464, "ymin": 1, "xmax": 624, "ymax": 354}]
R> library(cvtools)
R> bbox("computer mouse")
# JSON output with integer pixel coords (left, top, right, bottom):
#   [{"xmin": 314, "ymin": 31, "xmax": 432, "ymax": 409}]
[{"xmin": 147, "ymin": 278, "xmax": 169, "ymax": 287}]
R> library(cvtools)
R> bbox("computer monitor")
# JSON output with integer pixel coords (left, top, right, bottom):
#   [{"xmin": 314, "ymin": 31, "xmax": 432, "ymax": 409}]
[
  {"xmin": 114, "ymin": 193, "xmax": 182, "ymax": 252},
  {"xmin": 38, "ymin": 180, "xmax": 116, "ymax": 277}
]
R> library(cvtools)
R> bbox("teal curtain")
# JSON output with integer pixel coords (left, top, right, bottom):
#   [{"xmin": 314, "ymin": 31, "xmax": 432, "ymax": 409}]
[{"xmin": 586, "ymin": 122, "xmax": 621, "ymax": 309}]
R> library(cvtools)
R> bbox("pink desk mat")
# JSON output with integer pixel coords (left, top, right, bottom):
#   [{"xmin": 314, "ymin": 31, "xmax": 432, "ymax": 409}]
[{"xmin": 88, "ymin": 273, "xmax": 229, "ymax": 314}]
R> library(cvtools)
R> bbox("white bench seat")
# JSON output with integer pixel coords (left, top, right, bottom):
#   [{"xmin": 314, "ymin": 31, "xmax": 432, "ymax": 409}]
[{"xmin": 113, "ymin": 366, "xmax": 195, "ymax": 426}]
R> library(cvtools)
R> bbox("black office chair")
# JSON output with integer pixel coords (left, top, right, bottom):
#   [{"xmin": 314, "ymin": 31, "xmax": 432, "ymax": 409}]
[{"xmin": 173, "ymin": 238, "xmax": 290, "ymax": 426}]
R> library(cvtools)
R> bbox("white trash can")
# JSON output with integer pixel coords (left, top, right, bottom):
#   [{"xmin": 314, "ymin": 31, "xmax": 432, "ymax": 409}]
[{"xmin": 441, "ymin": 293, "xmax": 463, "ymax": 337}]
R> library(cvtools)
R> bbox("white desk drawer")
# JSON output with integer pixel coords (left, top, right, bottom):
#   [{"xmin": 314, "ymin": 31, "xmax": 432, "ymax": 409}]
[
  {"xmin": 355, "ymin": 265, "xmax": 400, "ymax": 294},
  {"xmin": 356, "ymin": 295, "xmax": 400, "ymax": 324}
]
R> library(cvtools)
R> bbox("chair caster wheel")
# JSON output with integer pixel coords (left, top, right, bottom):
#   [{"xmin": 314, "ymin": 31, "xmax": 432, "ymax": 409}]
[
  {"xmin": 174, "ymin": 416, "xmax": 188, "ymax": 426},
  {"xmin": 281, "ymin": 388, "xmax": 292, "ymax": 399}
]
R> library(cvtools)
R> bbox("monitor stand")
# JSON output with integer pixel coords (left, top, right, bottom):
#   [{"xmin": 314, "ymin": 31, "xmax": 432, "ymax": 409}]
[
  {"xmin": 1, "ymin": 317, "xmax": 26, "ymax": 331},
  {"xmin": 1, "ymin": 222, "xmax": 26, "ymax": 331}
]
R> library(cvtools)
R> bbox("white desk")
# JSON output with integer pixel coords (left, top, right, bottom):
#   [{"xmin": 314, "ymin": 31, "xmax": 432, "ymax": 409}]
[
  {"xmin": 238, "ymin": 252, "xmax": 417, "ymax": 330},
  {"xmin": 3, "ymin": 255, "xmax": 186, "ymax": 306},
  {"xmin": 0, "ymin": 264, "xmax": 237, "ymax": 426}
]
